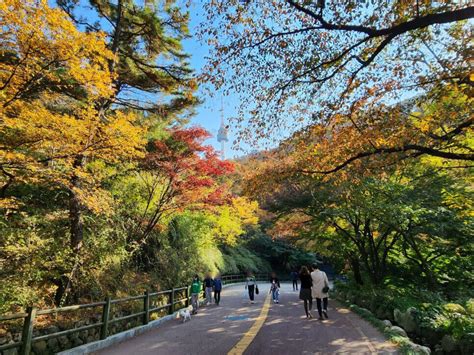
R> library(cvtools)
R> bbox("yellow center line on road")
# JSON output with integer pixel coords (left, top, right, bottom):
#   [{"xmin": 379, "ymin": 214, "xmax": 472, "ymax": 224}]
[{"xmin": 227, "ymin": 292, "xmax": 272, "ymax": 355}]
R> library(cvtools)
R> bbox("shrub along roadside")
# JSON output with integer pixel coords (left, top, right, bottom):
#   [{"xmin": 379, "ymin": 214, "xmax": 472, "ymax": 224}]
[
  {"xmin": 340, "ymin": 300, "xmax": 430, "ymax": 355},
  {"xmin": 333, "ymin": 282, "xmax": 474, "ymax": 354}
]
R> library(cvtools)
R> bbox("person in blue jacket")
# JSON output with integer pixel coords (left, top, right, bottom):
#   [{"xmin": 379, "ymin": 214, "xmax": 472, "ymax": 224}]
[{"xmin": 213, "ymin": 273, "xmax": 223, "ymax": 305}]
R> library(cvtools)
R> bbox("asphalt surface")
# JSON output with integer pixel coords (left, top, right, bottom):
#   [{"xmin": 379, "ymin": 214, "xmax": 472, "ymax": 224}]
[{"xmin": 95, "ymin": 283, "xmax": 398, "ymax": 355}]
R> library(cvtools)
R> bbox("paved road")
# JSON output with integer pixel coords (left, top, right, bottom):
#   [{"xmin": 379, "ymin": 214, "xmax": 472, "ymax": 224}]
[{"xmin": 95, "ymin": 283, "xmax": 397, "ymax": 355}]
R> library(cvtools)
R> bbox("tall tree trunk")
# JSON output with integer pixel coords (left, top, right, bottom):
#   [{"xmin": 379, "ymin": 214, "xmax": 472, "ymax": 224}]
[
  {"xmin": 404, "ymin": 234, "xmax": 438, "ymax": 288},
  {"xmin": 69, "ymin": 189, "xmax": 83, "ymax": 251},
  {"xmin": 0, "ymin": 167, "xmax": 14, "ymax": 198},
  {"xmin": 54, "ymin": 156, "xmax": 84, "ymax": 305},
  {"xmin": 350, "ymin": 257, "xmax": 364, "ymax": 285},
  {"xmin": 69, "ymin": 156, "xmax": 84, "ymax": 252},
  {"xmin": 357, "ymin": 241, "xmax": 376, "ymax": 283},
  {"xmin": 52, "ymin": 276, "xmax": 70, "ymax": 307}
]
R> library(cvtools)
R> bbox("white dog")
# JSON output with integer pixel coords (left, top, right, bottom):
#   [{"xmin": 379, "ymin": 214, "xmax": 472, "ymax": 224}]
[{"xmin": 180, "ymin": 309, "xmax": 191, "ymax": 323}]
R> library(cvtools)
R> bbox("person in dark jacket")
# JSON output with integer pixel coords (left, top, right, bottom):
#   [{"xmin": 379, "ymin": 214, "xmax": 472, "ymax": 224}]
[
  {"xmin": 203, "ymin": 273, "xmax": 214, "ymax": 305},
  {"xmin": 269, "ymin": 272, "xmax": 281, "ymax": 303},
  {"xmin": 213, "ymin": 273, "xmax": 223, "ymax": 305},
  {"xmin": 290, "ymin": 270, "xmax": 299, "ymax": 291},
  {"xmin": 245, "ymin": 272, "xmax": 258, "ymax": 303},
  {"xmin": 299, "ymin": 266, "xmax": 313, "ymax": 318}
]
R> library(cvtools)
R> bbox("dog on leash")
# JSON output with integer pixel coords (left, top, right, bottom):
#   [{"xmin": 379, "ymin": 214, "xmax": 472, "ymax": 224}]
[{"xmin": 179, "ymin": 309, "xmax": 191, "ymax": 323}]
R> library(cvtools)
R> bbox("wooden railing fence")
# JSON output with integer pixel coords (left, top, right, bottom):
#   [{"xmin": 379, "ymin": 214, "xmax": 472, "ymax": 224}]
[{"xmin": 0, "ymin": 273, "xmax": 268, "ymax": 355}]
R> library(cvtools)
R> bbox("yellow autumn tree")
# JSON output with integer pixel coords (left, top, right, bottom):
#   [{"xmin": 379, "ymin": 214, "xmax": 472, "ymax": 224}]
[
  {"xmin": 0, "ymin": 0, "xmax": 146, "ymax": 254},
  {"xmin": 207, "ymin": 197, "xmax": 259, "ymax": 246}
]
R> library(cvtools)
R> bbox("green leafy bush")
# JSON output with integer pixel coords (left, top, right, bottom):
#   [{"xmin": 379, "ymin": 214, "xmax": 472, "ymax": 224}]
[
  {"xmin": 443, "ymin": 303, "xmax": 467, "ymax": 315},
  {"xmin": 334, "ymin": 281, "xmax": 474, "ymax": 353},
  {"xmin": 465, "ymin": 299, "xmax": 474, "ymax": 315}
]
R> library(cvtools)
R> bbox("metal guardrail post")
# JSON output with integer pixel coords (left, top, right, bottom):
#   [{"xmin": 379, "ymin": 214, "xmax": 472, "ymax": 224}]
[
  {"xmin": 100, "ymin": 297, "xmax": 111, "ymax": 340},
  {"xmin": 20, "ymin": 306, "xmax": 36, "ymax": 355},
  {"xmin": 143, "ymin": 291, "xmax": 150, "ymax": 325},
  {"xmin": 169, "ymin": 289, "xmax": 174, "ymax": 315},
  {"xmin": 185, "ymin": 287, "xmax": 189, "ymax": 307}
]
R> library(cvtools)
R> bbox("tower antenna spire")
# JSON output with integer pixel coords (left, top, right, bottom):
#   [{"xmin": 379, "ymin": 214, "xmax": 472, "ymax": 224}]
[
  {"xmin": 217, "ymin": 96, "xmax": 229, "ymax": 160},
  {"xmin": 220, "ymin": 96, "xmax": 224, "ymax": 125}
]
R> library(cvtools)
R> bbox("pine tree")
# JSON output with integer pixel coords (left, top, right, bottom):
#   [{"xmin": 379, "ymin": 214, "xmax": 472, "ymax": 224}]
[
  {"xmin": 58, "ymin": 0, "xmax": 198, "ymax": 118},
  {"xmin": 55, "ymin": 0, "xmax": 199, "ymax": 255}
]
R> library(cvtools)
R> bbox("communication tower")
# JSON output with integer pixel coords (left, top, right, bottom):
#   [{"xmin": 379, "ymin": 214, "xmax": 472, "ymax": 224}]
[{"xmin": 217, "ymin": 98, "xmax": 229, "ymax": 160}]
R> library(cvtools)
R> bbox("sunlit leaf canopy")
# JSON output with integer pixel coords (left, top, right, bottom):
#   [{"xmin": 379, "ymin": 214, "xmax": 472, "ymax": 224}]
[{"xmin": 200, "ymin": 0, "xmax": 473, "ymax": 148}]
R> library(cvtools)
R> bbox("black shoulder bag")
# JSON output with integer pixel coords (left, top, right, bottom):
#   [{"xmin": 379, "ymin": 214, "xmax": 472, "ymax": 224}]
[{"xmin": 322, "ymin": 275, "xmax": 330, "ymax": 293}]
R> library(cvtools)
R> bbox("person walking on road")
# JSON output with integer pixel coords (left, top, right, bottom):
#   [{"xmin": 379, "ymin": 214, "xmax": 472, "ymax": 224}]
[
  {"xmin": 311, "ymin": 263, "xmax": 330, "ymax": 320},
  {"xmin": 203, "ymin": 273, "xmax": 214, "ymax": 305},
  {"xmin": 245, "ymin": 272, "xmax": 258, "ymax": 304},
  {"xmin": 190, "ymin": 275, "xmax": 201, "ymax": 314},
  {"xmin": 290, "ymin": 270, "xmax": 299, "ymax": 291},
  {"xmin": 299, "ymin": 266, "xmax": 313, "ymax": 319},
  {"xmin": 213, "ymin": 273, "xmax": 222, "ymax": 305},
  {"xmin": 269, "ymin": 272, "xmax": 281, "ymax": 304}
]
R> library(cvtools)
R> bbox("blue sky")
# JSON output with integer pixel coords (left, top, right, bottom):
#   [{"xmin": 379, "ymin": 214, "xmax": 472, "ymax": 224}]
[{"xmin": 182, "ymin": 2, "xmax": 245, "ymax": 159}]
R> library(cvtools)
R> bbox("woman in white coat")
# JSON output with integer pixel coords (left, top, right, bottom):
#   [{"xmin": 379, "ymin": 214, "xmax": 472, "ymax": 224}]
[{"xmin": 311, "ymin": 263, "xmax": 330, "ymax": 319}]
